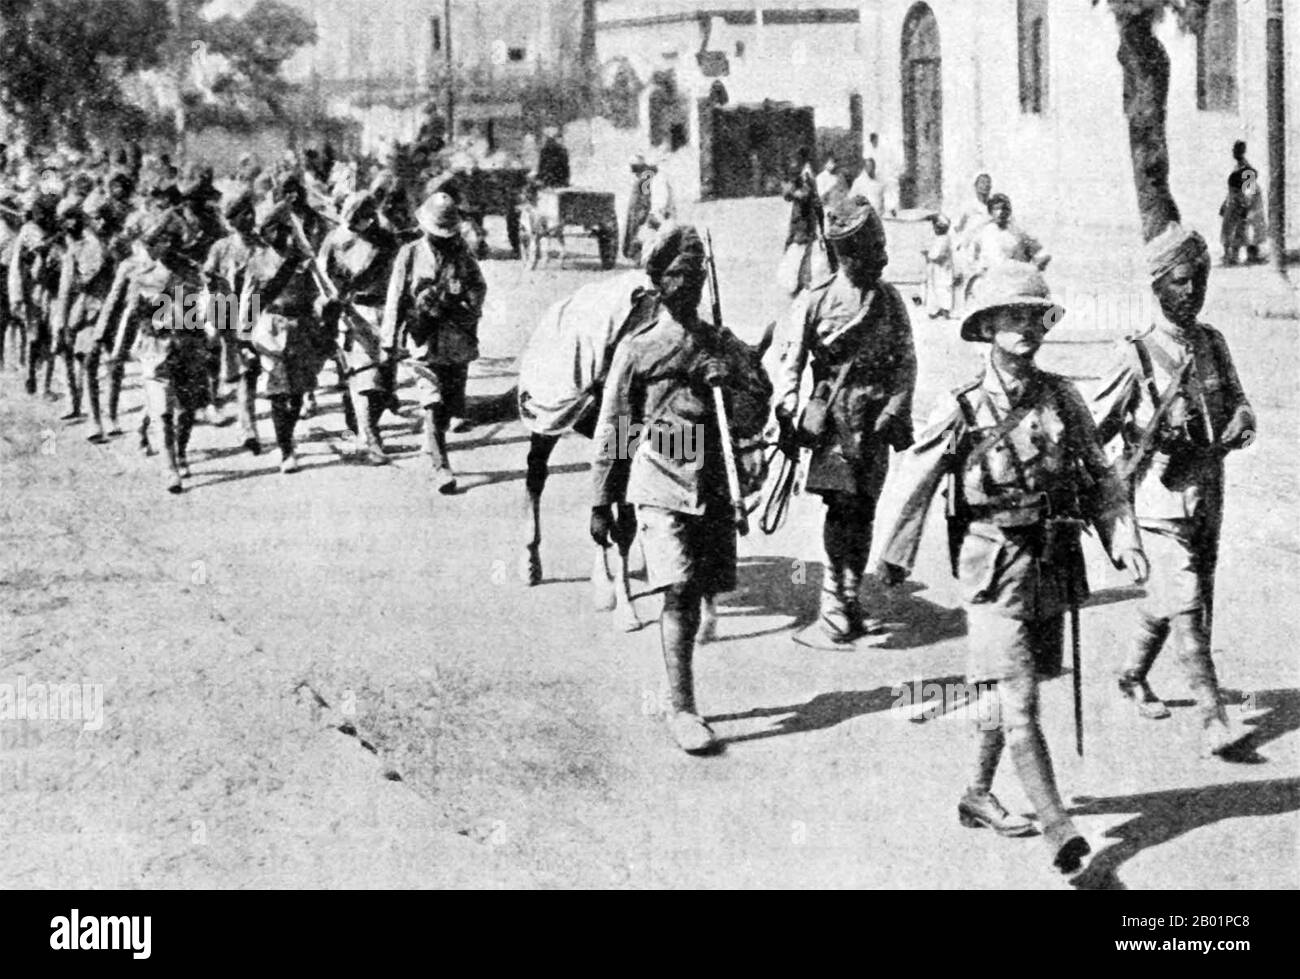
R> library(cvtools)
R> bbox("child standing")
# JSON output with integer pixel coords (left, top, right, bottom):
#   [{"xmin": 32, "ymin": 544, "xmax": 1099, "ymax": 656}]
[{"xmin": 922, "ymin": 214, "xmax": 955, "ymax": 319}]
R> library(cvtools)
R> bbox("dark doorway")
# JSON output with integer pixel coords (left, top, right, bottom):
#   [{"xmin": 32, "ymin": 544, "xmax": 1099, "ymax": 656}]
[{"xmin": 900, "ymin": 3, "xmax": 943, "ymax": 209}]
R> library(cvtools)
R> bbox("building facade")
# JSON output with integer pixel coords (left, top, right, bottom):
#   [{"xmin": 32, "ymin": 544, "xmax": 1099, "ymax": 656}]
[
  {"xmin": 595, "ymin": 0, "xmax": 870, "ymax": 201},
  {"xmin": 594, "ymin": 0, "xmax": 1296, "ymax": 250},
  {"xmin": 281, "ymin": 0, "xmax": 589, "ymax": 153},
  {"xmin": 866, "ymin": 0, "xmax": 1297, "ymax": 248}
]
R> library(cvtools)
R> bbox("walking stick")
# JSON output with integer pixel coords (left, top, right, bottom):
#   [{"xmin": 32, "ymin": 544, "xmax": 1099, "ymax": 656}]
[{"xmin": 1071, "ymin": 601, "xmax": 1084, "ymax": 758}]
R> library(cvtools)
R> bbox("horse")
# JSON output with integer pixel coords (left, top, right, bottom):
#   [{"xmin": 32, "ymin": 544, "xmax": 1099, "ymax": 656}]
[{"xmin": 517, "ymin": 271, "xmax": 775, "ymax": 635}]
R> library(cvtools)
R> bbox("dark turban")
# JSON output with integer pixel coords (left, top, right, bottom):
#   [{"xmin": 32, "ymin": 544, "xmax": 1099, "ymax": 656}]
[{"xmin": 645, "ymin": 224, "xmax": 705, "ymax": 287}]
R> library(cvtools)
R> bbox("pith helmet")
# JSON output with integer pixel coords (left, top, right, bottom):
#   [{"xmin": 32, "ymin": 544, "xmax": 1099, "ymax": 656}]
[
  {"xmin": 416, "ymin": 192, "xmax": 460, "ymax": 238},
  {"xmin": 960, "ymin": 261, "xmax": 1065, "ymax": 342}
]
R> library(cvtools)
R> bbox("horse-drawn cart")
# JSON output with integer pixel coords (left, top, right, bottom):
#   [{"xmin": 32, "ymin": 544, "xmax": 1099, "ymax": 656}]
[{"xmin": 528, "ymin": 188, "xmax": 620, "ymax": 270}]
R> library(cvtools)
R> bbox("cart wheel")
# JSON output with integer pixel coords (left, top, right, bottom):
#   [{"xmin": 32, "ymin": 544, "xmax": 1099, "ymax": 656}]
[{"xmin": 596, "ymin": 229, "xmax": 617, "ymax": 270}]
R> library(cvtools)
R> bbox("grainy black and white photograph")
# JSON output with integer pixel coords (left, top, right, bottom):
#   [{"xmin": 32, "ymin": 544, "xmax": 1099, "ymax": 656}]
[{"xmin": 0, "ymin": 0, "xmax": 1296, "ymax": 902}]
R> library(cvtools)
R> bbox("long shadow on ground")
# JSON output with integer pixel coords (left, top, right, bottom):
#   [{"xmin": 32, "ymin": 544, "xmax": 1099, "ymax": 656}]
[
  {"xmin": 1070, "ymin": 687, "xmax": 1300, "ymax": 890},
  {"xmin": 709, "ymin": 675, "xmax": 968, "ymax": 746}
]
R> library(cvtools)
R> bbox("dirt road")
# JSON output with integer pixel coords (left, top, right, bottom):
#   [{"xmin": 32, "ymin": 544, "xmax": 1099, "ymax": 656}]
[{"xmin": 2, "ymin": 202, "xmax": 1296, "ymax": 888}]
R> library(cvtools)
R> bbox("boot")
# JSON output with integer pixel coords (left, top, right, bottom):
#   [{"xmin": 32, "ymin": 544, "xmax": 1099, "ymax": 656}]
[
  {"xmin": 958, "ymin": 789, "xmax": 1036, "ymax": 838},
  {"xmin": 843, "ymin": 565, "xmax": 888, "ymax": 637},
  {"xmin": 817, "ymin": 564, "xmax": 854, "ymax": 645},
  {"xmin": 958, "ymin": 720, "xmax": 1036, "ymax": 837},
  {"xmin": 161, "ymin": 414, "xmax": 183, "ymax": 495},
  {"xmin": 1008, "ymin": 726, "xmax": 1089, "ymax": 874},
  {"xmin": 360, "ymin": 393, "xmax": 390, "ymax": 466},
  {"xmin": 270, "ymin": 395, "xmax": 300, "ymax": 473},
  {"xmin": 423, "ymin": 408, "xmax": 456, "ymax": 494},
  {"xmin": 1171, "ymin": 610, "xmax": 1242, "ymax": 755},
  {"xmin": 1118, "ymin": 614, "xmax": 1171, "ymax": 719},
  {"xmin": 176, "ymin": 410, "xmax": 194, "ymax": 478}
]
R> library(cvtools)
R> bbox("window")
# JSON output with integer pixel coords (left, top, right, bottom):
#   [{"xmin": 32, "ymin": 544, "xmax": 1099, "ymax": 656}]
[
  {"xmin": 1017, "ymin": 0, "xmax": 1048, "ymax": 115},
  {"xmin": 1197, "ymin": 0, "xmax": 1238, "ymax": 111},
  {"xmin": 508, "ymin": 47, "xmax": 527, "ymax": 63},
  {"xmin": 430, "ymin": 16, "xmax": 442, "ymax": 54}
]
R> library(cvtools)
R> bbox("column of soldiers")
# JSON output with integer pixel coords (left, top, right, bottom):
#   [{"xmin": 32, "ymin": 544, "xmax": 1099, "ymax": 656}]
[
  {"xmin": 3, "ymin": 141, "xmax": 1258, "ymax": 880},
  {"xmin": 2, "ymin": 146, "xmax": 485, "ymax": 495},
  {"xmin": 570, "ymin": 193, "xmax": 1256, "ymax": 881}
]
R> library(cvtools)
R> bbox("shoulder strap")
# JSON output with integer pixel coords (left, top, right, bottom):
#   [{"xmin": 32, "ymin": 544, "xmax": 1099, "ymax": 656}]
[
  {"xmin": 963, "ymin": 380, "xmax": 1053, "ymax": 469},
  {"xmin": 952, "ymin": 380, "xmax": 980, "ymax": 429},
  {"xmin": 1130, "ymin": 334, "xmax": 1162, "ymax": 407}
]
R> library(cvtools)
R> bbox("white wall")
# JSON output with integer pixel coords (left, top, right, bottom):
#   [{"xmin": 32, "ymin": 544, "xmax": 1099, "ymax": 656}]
[
  {"xmin": 873, "ymin": 0, "xmax": 1289, "ymax": 247},
  {"xmin": 596, "ymin": 0, "xmax": 869, "ymax": 201}
]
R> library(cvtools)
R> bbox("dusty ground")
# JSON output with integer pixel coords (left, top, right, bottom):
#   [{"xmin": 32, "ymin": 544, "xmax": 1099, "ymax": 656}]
[{"xmin": 1, "ymin": 200, "xmax": 1297, "ymax": 889}]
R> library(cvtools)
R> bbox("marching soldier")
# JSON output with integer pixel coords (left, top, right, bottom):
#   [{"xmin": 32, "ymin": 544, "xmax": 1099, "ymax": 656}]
[
  {"xmin": 241, "ymin": 176, "xmax": 331, "ymax": 474},
  {"xmin": 0, "ymin": 194, "xmax": 20, "ymax": 369},
  {"xmin": 878, "ymin": 262, "xmax": 1148, "ymax": 875},
  {"xmin": 382, "ymin": 192, "xmax": 486, "ymax": 495},
  {"xmin": 8, "ymin": 193, "xmax": 64, "ymax": 399},
  {"xmin": 51, "ymin": 204, "xmax": 112, "ymax": 436},
  {"xmin": 318, "ymin": 192, "xmax": 401, "ymax": 465},
  {"xmin": 1091, "ymin": 225, "xmax": 1256, "ymax": 756},
  {"xmin": 774, "ymin": 195, "xmax": 917, "ymax": 647},
  {"xmin": 591, "ymin": 225, "xmax": 773, "ymax": 754},
  {"xmin": 127, "ymin": 213, "xmax": 210, "ymax": 492},
  {"xmin": 203, "ymin": 193, "xmax": 261, "ymax": 452}
]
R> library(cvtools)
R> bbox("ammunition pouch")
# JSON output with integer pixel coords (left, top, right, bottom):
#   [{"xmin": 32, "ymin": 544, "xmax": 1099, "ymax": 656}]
[
  {"xmin": 1041, "ymin": 516, "xmax": 1085, "ymax": 569},
  {"xmin": 795, "ymin": 381, "xmax": 835, "ymax": 448}
]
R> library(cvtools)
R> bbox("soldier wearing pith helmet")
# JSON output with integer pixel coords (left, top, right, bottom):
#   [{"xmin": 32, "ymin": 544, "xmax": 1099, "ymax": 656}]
[
  {"xmin": 774, "ymin": 193, "xmax": 917, "ymax": 647},
  {"xmin": 878, "ymin": 262, "xmax": 1148, "ymax": 876}
]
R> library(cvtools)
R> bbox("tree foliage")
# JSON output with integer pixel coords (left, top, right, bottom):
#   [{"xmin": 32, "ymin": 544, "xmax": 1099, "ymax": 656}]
[
  {"xmin": 0, "ymin": 0, "xmax": 317, "ymax": 146},
  {"xmin": 199, "ymin": 0, "xmax": 317, "ymax": 116},
  {"xmin": 0, "ymin": 0, "xmax": 171, "ymax": 145}
]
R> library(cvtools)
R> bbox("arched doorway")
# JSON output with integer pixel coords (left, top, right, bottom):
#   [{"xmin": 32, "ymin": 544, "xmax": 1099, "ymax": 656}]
[{"xmin": 901, "ymin": 3, "xmax": 942, "ymax": 209}]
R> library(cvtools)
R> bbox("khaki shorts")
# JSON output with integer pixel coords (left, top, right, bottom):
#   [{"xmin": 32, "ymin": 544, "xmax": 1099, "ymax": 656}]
[
  {"xmin": 409, "ymin": 360, "xmax": 468, "ymax": 416},
  {"xmin": 1138, "ymin": 522, "xmax": 1213, "ymax": 619},
  {"xmin": 965, "ymin": 608, "xmax": 1064, "ymax": 685},
  {"xmin": 637, "ymin": 504, "xmax": 737, "ymax": 596},
  {"xmin": 339, "ymin": 304, "xmax": 385, "ymax": 395}
]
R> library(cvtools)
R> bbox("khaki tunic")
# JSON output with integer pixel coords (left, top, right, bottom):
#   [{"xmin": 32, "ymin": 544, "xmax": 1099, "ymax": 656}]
[
  {"xmin": 879, "ymin": 364, "xmax": 1140, "ymax": 682},
  {"xmin": 1091, "ymin": 321, "xmax": 1254, "ymax": 619},
  {"xmin": 775, "ymin": 274, "xmax": 917, "ymax": 498}
]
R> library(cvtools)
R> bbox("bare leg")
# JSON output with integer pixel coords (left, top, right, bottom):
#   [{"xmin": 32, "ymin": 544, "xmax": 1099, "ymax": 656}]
[{"xmin": 523, "ymin": 433, "xmax": 558, "ymax": 585}]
